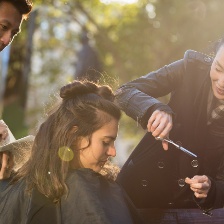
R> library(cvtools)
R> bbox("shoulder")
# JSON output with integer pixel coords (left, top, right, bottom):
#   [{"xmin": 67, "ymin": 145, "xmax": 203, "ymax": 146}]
[
  {"xmin": 0, "ymin": 179, "xmax": 27, "ymax": 222},
  {"xmin": 68, "ymin": 168, "xmax": 118, "ymax": 183},
  {"xmin": 183, "ymin": 50, "xmax": 213, "ymax": 66},
  {"xmin": 67, "ymin": 168, "xmax": 109, "ymax": 185},
  {"xmin": 0, "ymin": 178, "xmax": 26, "ymax": 195}
]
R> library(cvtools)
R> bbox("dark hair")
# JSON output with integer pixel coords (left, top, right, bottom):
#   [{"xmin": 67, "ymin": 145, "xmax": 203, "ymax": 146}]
[
  {"xmin": 0, "ymin": 0, "xmax": 33, "ymax": 20},
  {"xmin": 13, "ymin": 80, "xmax": 121, "ymax": 202}
]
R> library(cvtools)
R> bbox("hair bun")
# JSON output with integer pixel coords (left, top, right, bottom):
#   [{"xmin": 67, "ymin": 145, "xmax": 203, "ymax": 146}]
[
  {"xmin": 97, "ymin": 86, "xmax": 115, "ymax": 101},
  {"xmin": 60, "ymin": 81, "xmax": 99, "ymax": 99},
  {"xmin": 60, "ymin": 81, "xmax": 115, "ymax": 102}
]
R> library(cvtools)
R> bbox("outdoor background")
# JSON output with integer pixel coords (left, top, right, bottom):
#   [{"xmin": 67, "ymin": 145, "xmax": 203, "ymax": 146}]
[{"xmin": 0, "ymin": 0, "xmax": 223, "ymax": 166}]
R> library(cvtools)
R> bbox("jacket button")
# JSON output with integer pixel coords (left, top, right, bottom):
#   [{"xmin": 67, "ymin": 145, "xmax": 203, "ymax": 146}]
[
  {"xmin": 141, "ymin": 180, "xmax": 149, "ymax": 187},
  {"xmin": 158, "ymin": 161, "xmax": 165, "ymax": 168},
  {"xmin": 191, "ymin": 160, "xmax": 199, "ymax": 168},
  {"xmin": 178, "ymin": 178, "xmax": 185, "ymax": 187},
  {"xmin": 168, "ymin": 202, "xmax": 174, "ymax": 207},
  {"xmin": 204, "ymin": 56, "xmax": 212, "ymax": 63}
]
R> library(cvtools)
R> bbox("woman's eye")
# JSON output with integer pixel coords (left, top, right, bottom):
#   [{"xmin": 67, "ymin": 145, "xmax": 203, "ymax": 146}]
[
  {"xmin": 215, "ymin": 67, "xmax": 222, "ymax": 72},
  {"xmin": 103, "ymin": 142, "xmax": 110, "ymax": 146}
]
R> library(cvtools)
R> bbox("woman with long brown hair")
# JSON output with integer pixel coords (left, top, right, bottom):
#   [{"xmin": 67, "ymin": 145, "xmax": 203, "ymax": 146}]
[{"xmin": 0, "ymin": 80, "xmax": 142, "ymax": 224}]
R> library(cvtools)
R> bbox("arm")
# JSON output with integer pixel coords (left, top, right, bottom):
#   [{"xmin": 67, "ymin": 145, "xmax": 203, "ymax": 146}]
[
  {"xmin": 115, "ymin": 59, "xmax": 185, "ymax": 149},
  {"xmin": 115, "ymin": 59, "xmax": 184, "ymax": 128}
]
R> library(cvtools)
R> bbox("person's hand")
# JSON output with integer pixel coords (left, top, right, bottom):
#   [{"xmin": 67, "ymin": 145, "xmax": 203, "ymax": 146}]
[
  {"xmin": 147, "ymin": 110, "xmax": 173, "ymax": 150},
  {"xmin": 185, "ymin": 175, "xmax": 211, "ymax": 198},
  {"xmin": 0, "ymin": 120, "xmax": 8, "ymax": 142},
  {"xmin": 0, "ymin": 151, "xmax": 14, "ymax": 179}
]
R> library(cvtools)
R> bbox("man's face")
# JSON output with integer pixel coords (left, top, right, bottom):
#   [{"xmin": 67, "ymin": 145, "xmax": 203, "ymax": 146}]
[
  {"xmin": 0, "ymin": 2, "xmax": 23, "ymax": 51},
  {"xmin": 210, "ymin": 45, "xmax": 224, "ymax": 100}
]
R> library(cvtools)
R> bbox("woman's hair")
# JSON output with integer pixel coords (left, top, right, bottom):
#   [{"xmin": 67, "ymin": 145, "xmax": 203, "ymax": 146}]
[
  {"xmin": 13, "ymin": 80, "xmax": 121, "ymax": 202},
  {"xmin": 215, "ymin": 37, "xmax": 224, "ymax": 53},
  {"xmin": 0, "ymin": 0, "xmax": 33, "ymax": 20},
  {"xmin": 207, "ymin": 36, "xmax": 224, "ymax": 56}
]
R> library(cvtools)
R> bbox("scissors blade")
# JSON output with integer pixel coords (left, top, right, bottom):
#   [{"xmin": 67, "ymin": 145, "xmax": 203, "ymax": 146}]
[{"xmin": 155, "ymin": 137, "xmax": 197, "ymax": 158}]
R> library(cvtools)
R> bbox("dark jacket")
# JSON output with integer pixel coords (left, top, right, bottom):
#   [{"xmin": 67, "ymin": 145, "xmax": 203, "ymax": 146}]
[
  {"xmin": 0, "ymin": 169, "xmax": 143, "ymax": 224},
  {"xmin": 115, "ymin": 50, "xmax": 224, "ymax": 212}
]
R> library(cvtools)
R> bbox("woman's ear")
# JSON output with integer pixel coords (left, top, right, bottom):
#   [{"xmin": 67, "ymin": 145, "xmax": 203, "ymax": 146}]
[
  {"xmin": 79, "ymin": 137, "xmax": 89, "ymax": 150},
  {"xmin": 71, "ymin": 126, "xmax": 78, "ymax": 133},
  {"xmin": 71, "ymin": 126, "xmax": 89, "ymax": 149}
]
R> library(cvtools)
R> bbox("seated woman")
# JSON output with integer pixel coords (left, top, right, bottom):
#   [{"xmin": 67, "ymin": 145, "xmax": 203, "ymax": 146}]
[{"xmin": 0, "ymin": 80, "xmax": 143, "ymax": 224}]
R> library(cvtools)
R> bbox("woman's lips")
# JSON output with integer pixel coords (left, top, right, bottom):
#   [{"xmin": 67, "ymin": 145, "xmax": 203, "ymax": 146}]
[
  {"xmin": 99, "ymin": 159, "xmax": 108, "ymax": 168},
  {"xmin": 216, "ymin": 85, "xmax": 224, "ymax": 95}
]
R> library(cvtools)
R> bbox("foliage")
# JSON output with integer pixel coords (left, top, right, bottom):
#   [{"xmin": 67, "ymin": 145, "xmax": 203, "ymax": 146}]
[{"xmin": 2, "ymin": 0, "xmax": 224, "ymax": 143}]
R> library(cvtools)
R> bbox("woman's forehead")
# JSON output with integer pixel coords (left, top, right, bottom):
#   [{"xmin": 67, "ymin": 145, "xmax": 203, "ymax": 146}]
[{"xmin": 93, "ymin": 119, "xmax": 119, "ymax": 138}]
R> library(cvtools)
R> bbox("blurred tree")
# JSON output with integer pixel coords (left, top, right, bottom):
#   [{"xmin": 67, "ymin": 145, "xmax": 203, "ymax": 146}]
[
  {"xmin": 21, "ymin": 9, "xmax": 38, "ymax": 108},
  {"xmin": 2, "ymin": 0, "xmax": 224, "ymax": 143}
]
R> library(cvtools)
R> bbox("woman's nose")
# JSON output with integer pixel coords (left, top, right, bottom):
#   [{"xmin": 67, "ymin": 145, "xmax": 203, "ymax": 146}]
[
  {"xmin": 107, "ymin": 145, "xmax": 116, "ymax": 157},
  {"xmin": 218, "ymin": 76, "xmax": 224, "ymax": 87}
]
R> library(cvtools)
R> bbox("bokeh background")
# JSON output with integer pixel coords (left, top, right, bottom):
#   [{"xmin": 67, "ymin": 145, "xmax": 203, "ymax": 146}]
[{"xmin": 0, "ymin": 0, "xmax": 224, "ymax": 166}]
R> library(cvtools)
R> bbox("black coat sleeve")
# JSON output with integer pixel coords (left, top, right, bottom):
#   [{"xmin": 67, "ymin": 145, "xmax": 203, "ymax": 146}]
[{"xmin": 115, "ymin": 58, "xmax": 185, "ymax": 128}]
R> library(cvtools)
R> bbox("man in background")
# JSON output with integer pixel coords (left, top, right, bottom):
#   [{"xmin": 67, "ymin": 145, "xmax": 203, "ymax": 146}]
[
  {"xmin": 0, "ymin": 0, "xmax": 33, "ymax": 179},
  {"xmin": 75, "ymin": 30, "xmax": 102, "ymax": 83}
]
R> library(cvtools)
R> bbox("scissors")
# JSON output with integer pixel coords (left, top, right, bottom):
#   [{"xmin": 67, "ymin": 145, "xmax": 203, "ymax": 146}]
[{"xmin": 155, "ymin": 137, "xmax": 197, "ymax": 158}]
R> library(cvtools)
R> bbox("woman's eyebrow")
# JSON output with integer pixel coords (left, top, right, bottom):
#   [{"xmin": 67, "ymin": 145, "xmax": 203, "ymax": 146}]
[
  {"xmin": 103, "ymin": 136, "xmax": 116, "ymax": 141},
  {"xmin": 216, "ymin": 60, "xmax": 224, "ymax": 70}
]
